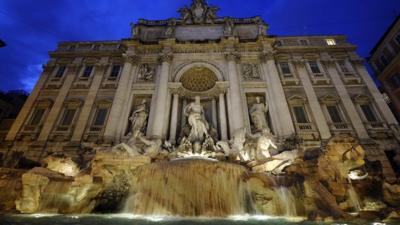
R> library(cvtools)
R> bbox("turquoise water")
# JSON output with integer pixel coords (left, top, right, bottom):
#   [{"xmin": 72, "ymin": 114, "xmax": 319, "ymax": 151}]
[{"xmin": 0, "ymin": 215, "xmax": 398, "ymax": 225}]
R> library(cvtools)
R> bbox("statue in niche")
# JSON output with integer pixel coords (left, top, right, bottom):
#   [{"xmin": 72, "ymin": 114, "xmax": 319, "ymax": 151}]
[
  {"xmin": 137, "ymin": 64, "xmax": 155, "ymax": 81},
  {"xmin": 184, "ymin": 96, "xmax": 210, "ymax": 143},
  {"xmin": 242, "ymin": 64, "xmax": 261, "ymax": 80},
  {"xmin": 249, "ymin": 97, "xmax": 269, "ymax": 133},
  {"xmin": 223, "ymin": 18, "xmax": 234, "ymax": 37},
  {"xmin": 128, "ymin": 99, "xmax": 148, "ymax": 139}
]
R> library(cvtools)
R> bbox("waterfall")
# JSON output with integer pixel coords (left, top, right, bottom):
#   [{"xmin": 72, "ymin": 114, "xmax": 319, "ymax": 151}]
[
  {"xmin": 274, "ymin": 186, "xmax": 298, "ymax": 217},
  {"xmin": 124, "ymin": 159, "xmax": 254, "ymax": 217},
  {"xmin": 348, "ymin": 182, "xmax": 362, "ymax": 212}
]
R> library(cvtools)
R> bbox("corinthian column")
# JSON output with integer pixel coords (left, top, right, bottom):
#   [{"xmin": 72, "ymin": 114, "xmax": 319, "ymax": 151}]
[
  {"xmin": 149, "ymin": 52, "xmax": 173, "ymax": 139},
  {"xmin": 71, "ymin": 63, "xmax": 108, "ymax": 142},
  {"xmin": 37, "ymin": 64, "xmax": 79, "ymax": 142},
  {"xmin": 219, "ymin": 93, "xmax": 228, "ymax": 140},
  {"xmin": 293, "ymin": 59, "xmax": 331, "ymax": 140},
  {"xmin": 225, "ymin": 52, "xmax": 245, "ymax": 132},
  {"xmin": 103, "ymin": 54, "xmax": 138, "ymax": 143},
  {"xmin": 324, "ymin": 59, "xmax": 369, "ymax": 139},
  {"xmin": 169, "ymin": 93, "xmax": 180, "ymax": 143},
  {"xmin": 6, "ymin": 64, "xmax": 52, "ymax": 141},
  {"xmin": 260, "ymin": 52, "xmax": 295, "ymax": 137}
]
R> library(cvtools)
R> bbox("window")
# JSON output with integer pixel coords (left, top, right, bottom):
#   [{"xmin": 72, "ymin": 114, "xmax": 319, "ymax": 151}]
[
  {"xmin": 308, "ymin": 61, "xmax": 321, "ymax": 74},
  {"xmin": 395, "ymin": 33, "xmax": 400, "ymax": 45},
  {"xmin": 55, "ymin": 66, "xmax": 66, "ymax": 78},
  {"xmin": 82, "ymin": 65, "xmax": 93, "ymax": 77},
  {"xmin": 326, "ymin": 39, "xmax": 336, "ymax": 46},
  {"xmin": 293, "ymin": 106, "xmax": 309, "ymax": 123},
  {"xmin": 299, "ymin": 40, "xmax": 308, "ymax": 46},
  {"xmin": 337, "ymin": 60, "xmax": 350, "ymax": 73},
  {"xmin": 60, "ymin": 108, "xmax": 77, "ymax": 126},
  {"xmin": 279, "ymin": 62, "xmax": 292, "ymax": 76},
  {"xmin": 326, "ymin": 105, "xmax": 343, "ymax": 123},
  {"xmin": 360, "ymin": 104, "xmax": 378, "ymax": 123},
  {"xmin": 389, "ymin": 74, "xmax": 400, "ymax": 90},
  {"xmin": 380, "ymin": 55, "xmax": 389, "ymax": 67},
  {"xmin": 29, "ymin": 108, "xmax": 45, "ymax": 126},
  {"xmin": 93, "ymin": 108, "xmax": 108, "ymax": 126},
  {"xmin": 109, "ymin": 65, "xmax": 121, "ymax": 78}
]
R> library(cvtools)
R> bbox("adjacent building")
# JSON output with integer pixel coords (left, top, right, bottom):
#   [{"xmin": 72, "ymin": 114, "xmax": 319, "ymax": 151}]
[
  {"xmin": 369, "ymin": 15, "xmax": 400, "ymax": 121},
  {"xmin": 0, "ymin": 91, "xmax": 28, "ymax": 141},
  {"xmin": 2, "ymin": 0, "xmax": 399, "ymax": 179},
  {"xmin": 0, "ymin": 40, "xmax": 5, "ymax": 48}
]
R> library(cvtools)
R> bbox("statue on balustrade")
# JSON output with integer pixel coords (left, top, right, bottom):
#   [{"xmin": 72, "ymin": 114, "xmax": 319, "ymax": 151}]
[
  {"xmin": 249, "ymin": 97, "xmax": 270, "ymax": 133},
  {"xmin": 184, "ymin": 96, "xmax": 210, "ymax": 143}
]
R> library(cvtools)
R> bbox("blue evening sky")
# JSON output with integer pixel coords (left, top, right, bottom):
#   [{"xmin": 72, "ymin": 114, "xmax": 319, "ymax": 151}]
[{"xmin": 0, "ymin": 0, "xmax": 399, "ymax": 92}]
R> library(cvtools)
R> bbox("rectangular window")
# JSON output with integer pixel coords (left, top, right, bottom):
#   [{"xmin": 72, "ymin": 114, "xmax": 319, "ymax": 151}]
[
  {"xmin": 337, "ymin": 60, "xmax": 350, "ymax": 73},
  {"xmin": 110, "ymin": 65, "xmax": 121, "ymax": 78},
  {"xmin": 395, "ymin": 33, "xmax": 400, "ymax": 45},
  {"xmin": 60, "ymin": 109, "xmax": 77, "ymax": 126},
  {"xmin": 293, "ymin": 106, "xmax": 309, "ymax": 123},
  {"xmin": 299, "ymin": 40, "xmax": 308, "ymax": 46},
  {"xmin": 389, "ymin": 74, "xmax": 400, "ymax": 90},
  {"xmin": 82, "ymin": 66, "xmax": 93, "ymax": 77},
  {"xmin": 29, "ymin": 108, "xmax": 45, "ymax": 126},
  {"xmin": 380, "ymin": 55, "xmax": 389, "ymax": 67},
  {"xmin": 327, "ymin": 105, "xmax": 343, "ymax": 123},
  {"xmin": 326, "ymin": 39, "xmax": 336, "ymax": 46},
  {"xmin": 55, "ymin": 66, "xmax": 66, "ymax": 78},
  {"xmin": 360, "ymin": 104, "xmax": 378, "ymax": 122},
  {"xmin": 279, "ymin": 62, "xmax": 292, "ymax": 75},
  {"xmin": 308, "ymin": 61, "xmax": 321, "ymax": 74},
  {"xmin": 93, "ymin": 108, "xmax": 108, "ymax": 126}
]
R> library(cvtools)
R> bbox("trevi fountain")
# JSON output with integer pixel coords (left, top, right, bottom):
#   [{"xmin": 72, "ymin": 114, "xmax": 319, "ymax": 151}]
[{"xmin": 0, "ymin": 0, "xmax": 400, "ymax": 224}]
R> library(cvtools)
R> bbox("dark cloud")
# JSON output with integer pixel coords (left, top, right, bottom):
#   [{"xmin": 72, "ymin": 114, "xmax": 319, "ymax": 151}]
[{"xmin": 0, "ymin": 0, "xmax": 399, "ymax": 92}]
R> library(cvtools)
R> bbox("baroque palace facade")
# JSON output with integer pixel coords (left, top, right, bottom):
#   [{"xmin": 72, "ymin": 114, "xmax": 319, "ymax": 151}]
[{"xmin": 2, "ymin": 0, "xmax": 400, "ymax": 179}]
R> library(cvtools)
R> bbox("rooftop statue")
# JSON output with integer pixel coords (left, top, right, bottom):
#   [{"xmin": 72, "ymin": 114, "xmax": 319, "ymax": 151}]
[{"xmin": 178, "ymin": 0, "xmax": 218, "ymax": 24}]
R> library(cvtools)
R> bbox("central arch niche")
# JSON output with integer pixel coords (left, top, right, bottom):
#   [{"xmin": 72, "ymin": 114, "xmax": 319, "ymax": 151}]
[{"xmin": 180, "ymin": 67, "xmax": 218, "ymax": 92}]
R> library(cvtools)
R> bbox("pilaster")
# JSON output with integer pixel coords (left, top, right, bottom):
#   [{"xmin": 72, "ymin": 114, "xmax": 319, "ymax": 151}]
[{"xmin": 293, "ymin": 59, "xmax": 331, "ymax": 140}]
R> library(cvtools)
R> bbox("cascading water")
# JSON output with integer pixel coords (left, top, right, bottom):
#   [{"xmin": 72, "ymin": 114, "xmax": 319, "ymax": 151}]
[
  {"xmin": 274, "ymin": 187, "xmax": 298, "ymax": 217},
  {"xmin": 348, "ymin": 182, "xmax": 362, "ymax": 212},
  {"xmin": 124, "ymin": 159, "xmax": 255, "ymax": 217}
]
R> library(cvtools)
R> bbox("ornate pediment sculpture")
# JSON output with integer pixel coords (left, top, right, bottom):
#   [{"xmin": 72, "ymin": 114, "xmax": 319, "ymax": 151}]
[{"xmin": 178, "ymin": 0, "xmax": 219, "ymax": 24}]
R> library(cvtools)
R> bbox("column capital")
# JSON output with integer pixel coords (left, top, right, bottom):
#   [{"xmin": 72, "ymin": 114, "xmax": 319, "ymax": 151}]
[
  {"xmin": 159, "ymin": 53, "xmax": 174, "ymax": 63},
  {"xmin": 122, "ymin": 53, "xmax": 140, "ymax": 65},
  {"xmin": 259, "ymin": 50, "xmax": 276, "ymax": 62},
  {"xmin": 290, "ymin": 58, "xmax": 306, "ymax": 66},
  {"xmin": 224, "ymin": 51, "xmax": 241, "ymax": 62},
  {"xmin": 320, "ymin": 58, "xmax": 336, "ymax": 65},
  {"xmin": 94, "ymin": 62, "xmax": 110, "ymax": 69},
  {"xmin": 67, "ymin": 63, "xmax": 81, "ymax": 73}
]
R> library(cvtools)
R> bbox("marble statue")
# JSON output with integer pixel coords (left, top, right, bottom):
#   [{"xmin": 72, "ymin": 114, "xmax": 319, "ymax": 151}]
[
  {"xmin": 249, "ymin": 97, "xmax": 269, "ymax": 133},
  {"xmin": 184, "ymin": 96, "xmax": 210, "ymax": 143},
  {"xmin": 138, "ymin": 134, "xmax": 162, "ymax": 156},
  {"xmin": 137, "ymin": 64, "xmax": 155, "ymax": 81},
  {"xmin": 129, "ymin": 99, "xmax": 148, "ymax": 139},
  {"xmin": 205, "ymin": 6, "xmax": 218, "ymax": 24},
  {"xmin": 165, "ymin": 19, "xmax": 177, "ymax": 38},
  {"xmin": 179, "ymin": 7, "xmax": 191, "ymax": 24},
  {"xmin": 223, "ymin": 18, "xmax": 234, "ymax": 37},
  {"xmin": 191, "ymin": 0, "xmax": 206, "ymax": 23}
]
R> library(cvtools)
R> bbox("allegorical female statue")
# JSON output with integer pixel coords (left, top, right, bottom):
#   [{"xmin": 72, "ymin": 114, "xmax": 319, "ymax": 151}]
[
  {"xmin": 184, "ymin": 96, "xmax": 210, "ymax": 143},
  {"xmin": 249, "ymin": 97, "xmax": 269, "ymax": 133},
  {"xmin": 129, "ymin": 99, "xmax": 148, "ymax": 138}
]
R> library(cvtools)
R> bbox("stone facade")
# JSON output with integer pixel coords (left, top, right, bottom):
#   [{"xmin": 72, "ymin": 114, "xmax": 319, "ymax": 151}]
[
  {"xmin": 1, "ymin": 0, "xmax": 399, "ymax": 180},
  {"xmin": 369, "ymin": 16, "xmax": 400, "ymax": 121}
]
